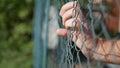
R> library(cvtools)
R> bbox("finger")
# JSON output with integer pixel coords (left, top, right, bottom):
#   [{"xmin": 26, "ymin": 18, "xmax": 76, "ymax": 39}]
[
  {"xmin": 65, "ymin": 18, "xmax": 80, "ymax": 31},
  {"xmin": 59, "ymin": 1, "xmax": 76, "ymax": 16},
  {"xmin": 62, "ymin": 8, "xmax": 73, "ymax": 24},
  {"xmin": 56, "ymin": 28, "xmax": 68, "ymax": 38},
  {"xmin": 64, "ymin": 18, "xmax": 75, "ymax": 29}
]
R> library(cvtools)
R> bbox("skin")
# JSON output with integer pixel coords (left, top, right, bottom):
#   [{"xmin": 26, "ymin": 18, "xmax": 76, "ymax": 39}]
[{"xmin": 56, "ymin": 1, "xmax": 120, "ymax": 64}]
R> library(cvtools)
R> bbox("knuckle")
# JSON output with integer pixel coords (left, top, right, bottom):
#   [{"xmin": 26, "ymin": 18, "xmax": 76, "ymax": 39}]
[{"xmin": 62, "ymin": 10, "xmax": 73, "ymax": 23}]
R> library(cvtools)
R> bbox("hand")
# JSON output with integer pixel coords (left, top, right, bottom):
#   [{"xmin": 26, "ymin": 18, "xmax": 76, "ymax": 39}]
[
  {"xmin": 56, "ymin": 1, "xmax": 94, "ymax": 57},
  {"xmin": 56, "ymin": 1, "xmax": 120, "ymax": 63},
  {"xmin": 56, "ymin": 1, "xmax": 90, "ymax": 37},
  {"xmin": 56, "ymin": 1, "xmax": 80, "ymax": 38}
]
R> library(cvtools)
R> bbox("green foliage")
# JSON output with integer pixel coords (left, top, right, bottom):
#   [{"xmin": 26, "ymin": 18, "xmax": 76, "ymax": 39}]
[{"xmin": 0, "ymin": 0, "xmax": 33, "ymax": 68}]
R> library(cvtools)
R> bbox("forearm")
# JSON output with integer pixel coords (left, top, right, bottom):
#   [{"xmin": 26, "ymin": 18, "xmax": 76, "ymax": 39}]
[
  {"xmin": 76, "ymin": 34, "xmax": 120, "ymax": 64},
  {"xmin": 93, "ymin": 38, "xmax": 120, "ymax": 64}
]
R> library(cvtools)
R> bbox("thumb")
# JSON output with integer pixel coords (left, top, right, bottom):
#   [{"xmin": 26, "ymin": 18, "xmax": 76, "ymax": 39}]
[{"xmin": 56, "ymin": 28, "xmax": 68, "ymax": 38}]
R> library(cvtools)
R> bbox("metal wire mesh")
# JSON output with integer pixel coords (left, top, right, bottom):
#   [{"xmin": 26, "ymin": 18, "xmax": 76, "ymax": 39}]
[
  {"xmin": 33, "ymin": 0, "xmax": 120, "ymax": 68},
  {"xmin": 56, "ymin": 0, "xmax": 120, "ymax": 68}
]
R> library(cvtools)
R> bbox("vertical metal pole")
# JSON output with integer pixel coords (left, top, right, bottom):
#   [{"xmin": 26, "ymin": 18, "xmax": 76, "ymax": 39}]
[
  {"xmin": 33, "ymin": 0, "xmax": 45, "ymax": 68},
  {"xmin": 42, "ymin": 0, "xmax": 50, "ymax": 68}
]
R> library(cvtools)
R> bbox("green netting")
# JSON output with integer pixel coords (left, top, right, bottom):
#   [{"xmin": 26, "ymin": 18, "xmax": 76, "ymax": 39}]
[{"xmin": 34, "ymin": 0, "xmax": 120, "ymax": 68}]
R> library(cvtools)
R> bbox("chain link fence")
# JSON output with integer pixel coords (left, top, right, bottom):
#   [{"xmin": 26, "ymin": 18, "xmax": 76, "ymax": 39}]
[{"xmin": 33, "ymin": 0, "xmax": 120, "ymax": 68}]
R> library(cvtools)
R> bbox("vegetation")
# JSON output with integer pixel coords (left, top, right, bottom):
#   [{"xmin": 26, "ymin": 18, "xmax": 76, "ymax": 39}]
[{"xmin": 0, "ymin": 0, "xmax": 33, "ymax": 68}]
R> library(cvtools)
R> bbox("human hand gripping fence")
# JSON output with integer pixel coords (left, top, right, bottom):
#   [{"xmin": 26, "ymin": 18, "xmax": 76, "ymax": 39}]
[{"xmin": 56, "ymin": 0, "xmax": 120, "ymax": 68}]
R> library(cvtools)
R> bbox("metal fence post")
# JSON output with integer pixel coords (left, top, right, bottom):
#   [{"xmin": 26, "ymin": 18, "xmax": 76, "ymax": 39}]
[{"xmin": 33, "ymin": 0, "xmax": 46, "ymax": 68}]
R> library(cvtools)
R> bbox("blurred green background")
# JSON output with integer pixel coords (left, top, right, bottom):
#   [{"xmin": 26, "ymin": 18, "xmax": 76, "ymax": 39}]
[{"xmin": 0, "ymin": 0, "xmax": 33, "ymax": 68}]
